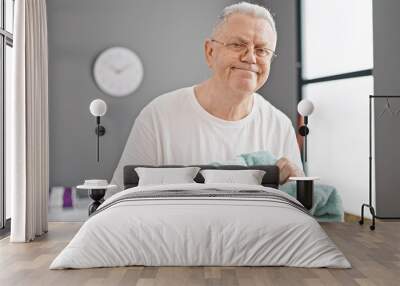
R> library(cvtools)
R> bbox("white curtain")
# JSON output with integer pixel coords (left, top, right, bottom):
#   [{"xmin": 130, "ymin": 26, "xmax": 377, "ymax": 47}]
[{"xmin": 7, "ymin": 0, "xmax": 49, "ymax": 242}]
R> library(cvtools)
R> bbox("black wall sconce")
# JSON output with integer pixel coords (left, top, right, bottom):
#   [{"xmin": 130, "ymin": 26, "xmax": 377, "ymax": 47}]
[{"xmin": 89, "ymin": 99, "xmax": 107, "ymax": 162}]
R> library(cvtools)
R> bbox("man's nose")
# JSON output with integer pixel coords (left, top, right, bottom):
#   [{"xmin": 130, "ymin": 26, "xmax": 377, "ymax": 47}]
[{"xmin": 241, "ymin": 46, "xmax": 257, "ymax": 64}]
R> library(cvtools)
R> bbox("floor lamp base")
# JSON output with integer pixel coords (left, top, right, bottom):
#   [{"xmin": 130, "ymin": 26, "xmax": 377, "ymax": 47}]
[{"xmin": 359, "ymin": 203, "xmax": 376, "ymax": 230}]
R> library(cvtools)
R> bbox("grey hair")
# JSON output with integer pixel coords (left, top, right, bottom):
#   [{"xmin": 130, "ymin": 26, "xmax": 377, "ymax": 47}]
[{"xmin": 212, "ymin": 2, "xmax": 277, "ymax": 36}]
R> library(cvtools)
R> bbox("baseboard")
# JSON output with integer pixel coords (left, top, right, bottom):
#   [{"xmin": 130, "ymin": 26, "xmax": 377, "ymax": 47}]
[{"xmin": 344, "ymin": 212, "xmax": 372, "ymax": 223}]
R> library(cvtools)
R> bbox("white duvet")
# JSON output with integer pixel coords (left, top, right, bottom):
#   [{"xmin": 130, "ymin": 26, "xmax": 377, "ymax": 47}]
[{"xmin": 50, "ymin": 183, "xmax": 351, "ymax": 269}]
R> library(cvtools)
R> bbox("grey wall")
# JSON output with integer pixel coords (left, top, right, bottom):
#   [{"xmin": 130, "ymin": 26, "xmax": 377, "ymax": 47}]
[
  {"xmin": 373, "ymin": 0, "xmax": 400, "ymax": 217},
  {"xmin": 48, "ymin": 0, "xmax": 298, "ymax": 187},
  {"xmin": 259, "ymin": 0, "xmax": 298, "ymax": 124}
]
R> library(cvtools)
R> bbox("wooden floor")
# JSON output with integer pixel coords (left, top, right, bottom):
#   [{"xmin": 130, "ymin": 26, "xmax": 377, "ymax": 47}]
[{"xmin": 0, "ymin": 221, "xmax": 399, "ymax": 286}]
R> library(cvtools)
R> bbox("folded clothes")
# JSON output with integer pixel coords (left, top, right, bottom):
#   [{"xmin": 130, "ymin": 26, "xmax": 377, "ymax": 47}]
[
  {"xmin": 63, "ymin": 187, "xmax": 73, "ymax": 208},
  {"xmin": 212, "ymin": 150, "xmax": 344, "ymax": 222}
]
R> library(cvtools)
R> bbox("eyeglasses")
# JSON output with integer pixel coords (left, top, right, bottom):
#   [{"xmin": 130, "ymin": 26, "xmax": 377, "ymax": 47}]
[{"xmin": 211, "ymin": 38, "xmax": 277, "ymax": 62}]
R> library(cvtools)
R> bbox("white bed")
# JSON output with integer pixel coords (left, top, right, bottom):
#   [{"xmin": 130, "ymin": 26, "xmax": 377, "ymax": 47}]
[{"xmin": 50, "ymin": 183, "xmax": 351, "ymax": 269}]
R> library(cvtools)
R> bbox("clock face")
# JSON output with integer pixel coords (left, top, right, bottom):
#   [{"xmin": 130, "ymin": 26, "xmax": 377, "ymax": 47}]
[{"xmin": 93, "ymin": 47, "xmax": 143, "ymax": 97}]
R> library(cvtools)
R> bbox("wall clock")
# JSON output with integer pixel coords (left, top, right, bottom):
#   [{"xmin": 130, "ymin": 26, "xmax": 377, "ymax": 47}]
[{"xmin": 93, "ymin": 47, "xmax": 143, "ymax": 97}]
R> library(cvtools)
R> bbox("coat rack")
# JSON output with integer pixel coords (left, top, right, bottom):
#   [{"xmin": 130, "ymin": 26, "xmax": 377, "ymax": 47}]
[{"xmin": 359, "ymin": 95, "xmax": 400, "ymax": 230}]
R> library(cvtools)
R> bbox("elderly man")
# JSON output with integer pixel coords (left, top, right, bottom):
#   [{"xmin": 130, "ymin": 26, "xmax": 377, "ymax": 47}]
[{"xmin": 111, "ymin": 2, "xmax": 304, "ymax": 190}]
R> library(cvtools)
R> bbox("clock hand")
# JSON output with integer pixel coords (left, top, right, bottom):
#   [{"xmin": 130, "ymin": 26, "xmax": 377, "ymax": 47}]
[
  {"xmin": 106, "ymin": 63, "xmax": 119, "ymax": 73},
  {"xmin": 115, "ymin": 63, "xmax": 133, "ymax": 74}
]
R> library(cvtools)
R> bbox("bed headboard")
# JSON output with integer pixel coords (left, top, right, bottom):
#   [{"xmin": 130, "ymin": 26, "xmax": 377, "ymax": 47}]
[{"xmin": 123, "ymin": 165, "xmax": 280, "ymax": 189}]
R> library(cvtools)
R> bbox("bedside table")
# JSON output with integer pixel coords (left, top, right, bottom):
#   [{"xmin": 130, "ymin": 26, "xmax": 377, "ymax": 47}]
[
  {"xmin": 288, "ymin": 176, "xmax": 319, "ymax": 210},
  {"xmin": 87, "ymin": 189, "xmax": 107, "ymax": 215},
  {"xmin": 77, "ymin": 180, "xmax": 116, "ymax": 215}
]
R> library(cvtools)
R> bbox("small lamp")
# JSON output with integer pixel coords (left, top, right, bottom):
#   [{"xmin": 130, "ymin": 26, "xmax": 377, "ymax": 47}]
[
  {"xmin": 89, "ymin": 99, "xmax": 107, "ymax": 162},
  {"xmin": 297, "ymin": 99, "xmax": 314, "ymax": 175}
]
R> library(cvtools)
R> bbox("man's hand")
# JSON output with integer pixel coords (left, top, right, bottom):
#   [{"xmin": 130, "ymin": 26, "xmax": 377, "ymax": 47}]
[{"xmin": 276, "ymin": 157, "xmax": 304, "ymax": 185}]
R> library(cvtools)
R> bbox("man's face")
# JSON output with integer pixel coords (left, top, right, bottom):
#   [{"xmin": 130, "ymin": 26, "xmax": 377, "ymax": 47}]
[{"xmin": 205, "ymin": 13, "xmax": 277, "ymax": 94}]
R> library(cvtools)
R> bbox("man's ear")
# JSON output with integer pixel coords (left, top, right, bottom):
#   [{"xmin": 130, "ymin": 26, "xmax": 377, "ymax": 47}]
[{"xmin": 204, "ymin": 39, "xmax": 214, "ymax": 68}]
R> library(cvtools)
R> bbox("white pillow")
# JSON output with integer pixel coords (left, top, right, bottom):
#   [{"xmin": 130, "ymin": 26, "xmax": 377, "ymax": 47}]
[
  {"xmin": 200, "ymin": 169, "xmax": 266, "ymax": 185},
  {"xmin": 135, "ymin": 167, "xmax": 201, "ymax": 186}
]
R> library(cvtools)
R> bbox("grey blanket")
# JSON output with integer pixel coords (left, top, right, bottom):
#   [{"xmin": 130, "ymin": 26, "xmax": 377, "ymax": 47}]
[{"xmin": 50, "ymin": 184, "xmax": 350, "ymax": 269}]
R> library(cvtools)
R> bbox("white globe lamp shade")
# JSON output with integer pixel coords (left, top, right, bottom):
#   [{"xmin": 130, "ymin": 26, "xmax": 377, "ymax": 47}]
[
  {"xmin": 297, "ymin": 99, "xmax": 314, "ymax": 116},
  {"xmin": 90, "ymin": 99, "xmax": 107, "ymax": 117}
]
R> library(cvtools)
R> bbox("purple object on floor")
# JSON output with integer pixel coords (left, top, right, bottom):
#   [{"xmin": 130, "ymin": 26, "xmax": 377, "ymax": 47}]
[{"xmin": 63, "ymin": 187, "xmax": 73, "ymax": 208}]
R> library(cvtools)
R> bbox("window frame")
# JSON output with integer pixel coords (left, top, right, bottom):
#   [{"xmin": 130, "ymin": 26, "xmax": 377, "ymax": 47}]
[
  {"xmin": 0, "ymin": 0, "xmax": 13, "ymax": 232},
  {"xmin": 295, "ymin": 0, "xmax": 373, "ymax": 161}
]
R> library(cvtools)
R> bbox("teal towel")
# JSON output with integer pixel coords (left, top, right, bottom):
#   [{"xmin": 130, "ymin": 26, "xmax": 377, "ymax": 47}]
[
  {"xmin": 211, "ymin": 150, "xmax": 277, "ymax": 166},
  {"xmin": 212, "ymin": 151, "xmax": 344, "ymax": 222},
  {"xmin": 279, "ymin": 182, "xmax": 344, "ymax": 222},
  {"xmin": 239, "ymin": 150, "xmax": 278, "ymax": 166}
]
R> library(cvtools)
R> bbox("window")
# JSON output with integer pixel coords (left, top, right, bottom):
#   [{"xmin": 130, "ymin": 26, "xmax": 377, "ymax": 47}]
[
  {"xmin": 302, "ymin": 0, "xmax": 373, "ymax": 79},
  {"xmin": 0, "ymin": 0, "xmax": 14, "ymax": 231},
  {"xmin": 298, "ymin": 0, "xmax": 373, "ymax": 216}
]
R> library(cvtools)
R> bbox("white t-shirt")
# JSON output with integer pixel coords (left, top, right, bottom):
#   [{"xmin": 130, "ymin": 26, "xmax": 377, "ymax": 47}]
[{"xmin": 110, "ymin": 86, "xmax": 303, "ymax": 193}]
